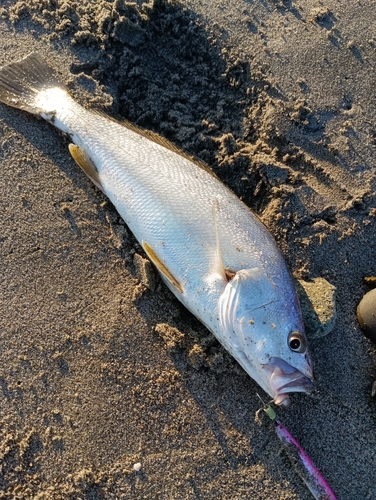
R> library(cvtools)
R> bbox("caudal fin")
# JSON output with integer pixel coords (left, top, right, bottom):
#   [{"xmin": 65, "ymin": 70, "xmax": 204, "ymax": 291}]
[{"xmin": 0, "ymin": 53, "xmax": 64, "ymax": 115}]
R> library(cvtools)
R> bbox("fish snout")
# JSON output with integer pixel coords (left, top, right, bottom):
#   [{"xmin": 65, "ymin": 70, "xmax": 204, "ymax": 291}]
[{"xmin": 263, "ymin": 357, "xmax": 314, "ymax": 406}]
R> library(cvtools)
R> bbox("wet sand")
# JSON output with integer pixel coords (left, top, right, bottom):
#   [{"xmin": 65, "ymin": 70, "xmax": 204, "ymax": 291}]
[{"xmin": 0, "ymin": 1, "xmax": 376, "ymax": 498}]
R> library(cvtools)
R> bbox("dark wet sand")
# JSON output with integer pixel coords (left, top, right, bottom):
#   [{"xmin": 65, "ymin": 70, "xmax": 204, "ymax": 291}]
[{"xmin": 1, "ymin": 1, "xmax": 376, "ymax": 498}]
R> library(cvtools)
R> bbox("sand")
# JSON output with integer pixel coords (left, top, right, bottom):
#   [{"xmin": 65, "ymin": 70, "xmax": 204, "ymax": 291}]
[{"xmin": 0, "ymin": 1, "xmax": 375, "ymax": 498}]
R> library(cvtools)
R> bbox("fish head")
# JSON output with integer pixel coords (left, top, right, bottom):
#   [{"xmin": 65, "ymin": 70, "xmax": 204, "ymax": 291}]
[{"xmin": 218, "ymin": 267, "xmax": 313, "ymax": 405}]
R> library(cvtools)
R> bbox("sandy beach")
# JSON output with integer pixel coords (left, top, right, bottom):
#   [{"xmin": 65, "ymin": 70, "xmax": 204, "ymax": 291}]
[{"xmin": 1, "ymin": 1, "xmax": 376, "ymax": 498}]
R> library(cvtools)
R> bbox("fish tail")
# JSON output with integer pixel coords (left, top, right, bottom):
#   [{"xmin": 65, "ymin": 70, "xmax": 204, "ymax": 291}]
[{"xmin": 0, "ymin": 53, "xmax": 65, "ymax": 115}]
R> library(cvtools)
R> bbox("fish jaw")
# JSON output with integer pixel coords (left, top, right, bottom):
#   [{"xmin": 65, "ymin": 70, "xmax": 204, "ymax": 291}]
[{"xmin": 262, "ymin": 357, "xmax": 313, "ymax": 406}]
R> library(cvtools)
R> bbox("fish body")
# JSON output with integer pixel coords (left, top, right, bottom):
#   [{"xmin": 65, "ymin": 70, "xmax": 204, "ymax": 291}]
[{"xmin": 0, "ymin": 54, "xmax": 313, "ymax": 404}]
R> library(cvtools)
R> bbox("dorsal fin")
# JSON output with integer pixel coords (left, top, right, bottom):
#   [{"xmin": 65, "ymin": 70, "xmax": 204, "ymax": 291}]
[{"xmin": 91, "ymin": 108, "xmax": 219, "ymax": 180}]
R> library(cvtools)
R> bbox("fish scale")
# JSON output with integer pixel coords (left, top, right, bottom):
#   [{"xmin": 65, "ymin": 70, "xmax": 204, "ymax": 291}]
[{"xmin": 0, "ymin": 53, "xmax": 313, "ymax": 405}]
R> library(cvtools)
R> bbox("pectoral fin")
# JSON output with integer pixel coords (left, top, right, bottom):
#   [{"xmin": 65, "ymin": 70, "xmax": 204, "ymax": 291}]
[
  {"xmin": 68, "ymin": 144, "xmax": 103, "ymax": 192},
  {"xmin": 142, "ymin": 240, "xmax": 183, "ymax": 294},
  {"xmin": 212, "ymin": 201, "xmax": 227, "ymax": 281}
]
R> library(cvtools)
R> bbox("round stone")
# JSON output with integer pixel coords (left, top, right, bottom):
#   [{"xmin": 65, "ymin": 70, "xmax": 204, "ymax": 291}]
[{"xmin": 357, "ymin": 288, "xmax": 376, "ymax": 342}]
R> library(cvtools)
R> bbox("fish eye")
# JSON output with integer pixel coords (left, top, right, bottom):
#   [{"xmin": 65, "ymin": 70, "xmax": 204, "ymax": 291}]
[{"xmin": 288, "ymin": 331, "xmax": 306, "ymax": 353}]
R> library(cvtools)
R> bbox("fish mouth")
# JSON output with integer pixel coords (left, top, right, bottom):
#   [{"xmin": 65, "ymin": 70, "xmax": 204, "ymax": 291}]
[{"xmin": 263, "ymin": 357, "xmax": 313, "ymax": 406}]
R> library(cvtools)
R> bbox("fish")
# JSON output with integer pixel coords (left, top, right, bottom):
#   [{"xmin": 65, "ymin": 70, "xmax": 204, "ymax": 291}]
[{"xmin": 0, "ymin": 53, "xmax": 313, "ymax": 405}]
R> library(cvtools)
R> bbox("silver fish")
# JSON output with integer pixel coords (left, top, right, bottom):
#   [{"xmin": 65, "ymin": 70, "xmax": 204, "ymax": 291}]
[{"xmin": 0, "ymin": 53, "xmax": 313, "ymax": 405}]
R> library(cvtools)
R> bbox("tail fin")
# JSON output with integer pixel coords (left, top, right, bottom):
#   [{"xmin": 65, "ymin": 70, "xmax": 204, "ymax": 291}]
[{"xmin": 0, "ymin": 53, "xmax": 64, "ymax": 115}]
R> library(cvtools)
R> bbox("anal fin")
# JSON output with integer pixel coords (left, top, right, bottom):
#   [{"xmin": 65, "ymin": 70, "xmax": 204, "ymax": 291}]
[
  {"xmin": 68, "ymin": 144, "xmax": 103, "ymax": 192},
  {"xmin": 142, "ymin": 240, "xmax": 183, "ymax": 294}
]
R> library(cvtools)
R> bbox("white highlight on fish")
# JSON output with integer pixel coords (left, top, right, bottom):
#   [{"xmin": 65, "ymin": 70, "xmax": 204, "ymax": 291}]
[{"xmin": 0, "ymin": 54, "xmax": 313, "ymax": 405}]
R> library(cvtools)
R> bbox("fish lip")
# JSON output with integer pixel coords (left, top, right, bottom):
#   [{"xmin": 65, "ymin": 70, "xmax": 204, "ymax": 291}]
[{"xmin": 263, "ymin": 356, "xmax": 313, "ymax": 405}]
